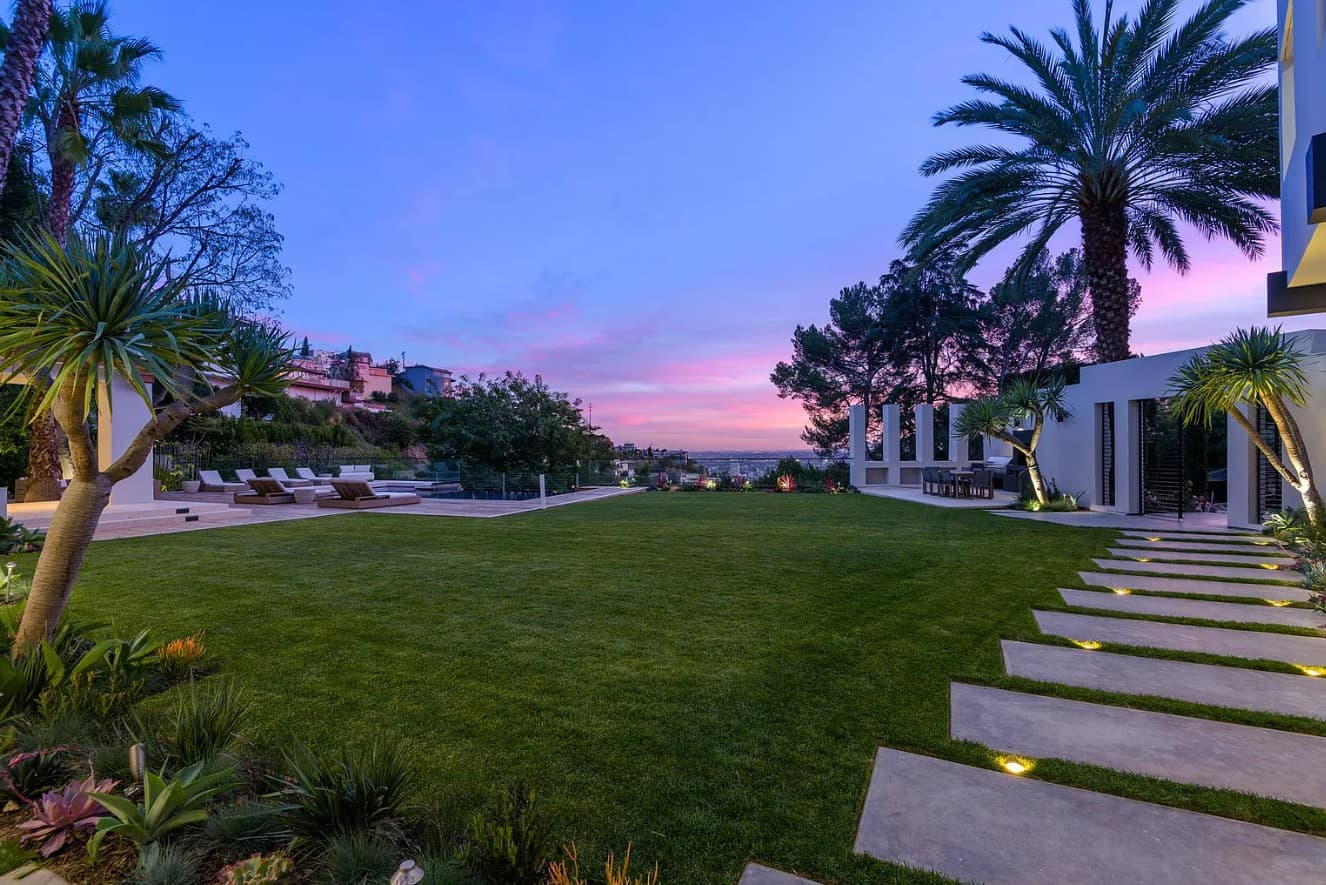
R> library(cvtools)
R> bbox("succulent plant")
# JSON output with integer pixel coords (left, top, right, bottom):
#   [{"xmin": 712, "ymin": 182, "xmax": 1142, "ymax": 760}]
[
  {"xmin": 16, "ymin": 773, "xmax": 118, "ymax": 857},
  {"xmin": 216, "ymin": 851, "xmax": 296, "ymax": 884}
]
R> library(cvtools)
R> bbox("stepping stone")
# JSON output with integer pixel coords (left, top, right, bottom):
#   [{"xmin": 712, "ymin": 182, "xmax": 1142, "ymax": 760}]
[
  {"xmin": 1091, "ymin": 558, "xmax": 1304, "ymax": 585},
  {"xmin": 855, "ymin": 747, "xmax": 1326, "ymax": 884},
  {"xmin": 1108, "ymin": 547, "xmax": 1293, "ymax": 566},
  {"xmin": 1117, "ymin": 537, "xmax": 1291, "ymax": 557},
  {"xmin": 1058, "ymin": 588, "xmax": 1325, "ymax": 629},
  {"xmin": 738, "ymin": 865, "xmax": 823, "ymax": 885},
  {"xmin": 950, "ymin": 684, "xmax": 1326, "ymax": 807},
  {"xmin": 1121, "ymin": 530, "xmax": 1268, "ymax": 546},
  {"xmin": 1078, "ymin": 571, "xmax": 1311, "ymax": 602},
  {"xmin": 1034, "ymin": 610, "xmax": 1326, "ymax": 666},
  {"xmin": 1002, "ymin": 640, "xmax": 1326, "ymax": 720}
]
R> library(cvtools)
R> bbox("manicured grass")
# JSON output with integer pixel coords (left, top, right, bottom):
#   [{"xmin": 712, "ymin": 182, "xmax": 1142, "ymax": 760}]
[{"xmin": 15, "ymin": 493, "xmax": 1299, "ymax": 882}]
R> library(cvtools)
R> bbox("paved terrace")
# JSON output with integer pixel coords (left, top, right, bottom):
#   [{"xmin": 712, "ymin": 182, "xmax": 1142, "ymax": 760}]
[{"xmin": 5, "ymin": 486, "xmax": 643, "ymax": 541}]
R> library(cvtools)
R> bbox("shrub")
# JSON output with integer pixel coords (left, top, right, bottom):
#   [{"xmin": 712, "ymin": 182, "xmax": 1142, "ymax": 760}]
[
  {"xmin": 0, "ymin": 518, "xmax": 44, "ymax": 554},
  {"xmin": 0, "ymin": 748, "xmax": 74, "ymax": 804},
  {"xmin": 87, "ymin": 760, "xmax": 237, "ymax": 862},
  {"xmin": 204, "ymin": 798, "xmax": 289, "ymax": 862},
  {"xmin": 215, "ymin": 851, "xmax": 296, "ymax": 884},
  {"xmin": 16, "ymin": 774, "xmax": 117, "ymax": 858},
  {"xmin": 419, "ymin": 853, "xmax": 480, "ymax": 884},
  {"xmin": 324, "ymin": 830, "xmax": 395, "ymax": 884},
  {"xmin": 158, "ymin": 632, "xmax": 207, "ymax": 681},
  {"xmin": 132, "ymin": 842, "xmax": 199, "ymax": 885},
  {"xmin": 458, "ymin": 780, "xmax": 556, "ymax": 885},
  {"xmin": 282, "ymin": 740, "xmax": 413, "ymax": 838},
  {"xmin": 546, "ymin": 843, "xmax": 659, "ymax": 885},
  {"xmin": 164, "ymin": 680, "xmax": 247, "ymax": 766}
]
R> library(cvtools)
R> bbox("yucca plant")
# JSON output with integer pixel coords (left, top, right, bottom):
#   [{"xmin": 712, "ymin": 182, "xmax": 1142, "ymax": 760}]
[
  {"xmin": 85, "ymin": 760, "xmax": 237, "ymax": 862},
  {"xmin": 1170, "ymin": 327, "xmax": 1323, "ymax": 529},
  {"xmin": 280, "ymin": 741, "xmax": 413, "ymax": 838},
  {"xmin": 953, "ymin": 376, "xmax": 1070, "ymax": 505},
  {"xmin": 902, "ymin": 0, "xmax": 1277, "ymax": 363},
  {"xmin": 0, "ymin": 231, "xmax": 296, "ymax": 650}
]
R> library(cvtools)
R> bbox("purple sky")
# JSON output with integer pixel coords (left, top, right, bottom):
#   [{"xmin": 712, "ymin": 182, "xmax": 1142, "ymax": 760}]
[{"xmin": 118, "ymin": 0, "xmax": 1294, "ymax": 449}]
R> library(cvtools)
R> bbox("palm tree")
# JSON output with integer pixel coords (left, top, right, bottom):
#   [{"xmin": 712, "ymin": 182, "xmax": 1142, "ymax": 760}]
[
  {"xmin": 954, "ymin": 377, "xmax": 1070, "ymax": 505},
  {"xmin": 1170, "ymin": 327, "xmax": 1324, "ymax": 530},
  {"xmin": 19, "ymin": 0, "xmax": 178, "ymax": 501},
  {"xmin": 0, "ymin": 232, "xmax": 295, "ymax": 649},
  {"xmin": 901, "ymin": 0, "xmax": 1278, "ymax": 364},
  {"xmin": 0, "ymin": 0, "xmax": 52, "ymax": 195},
  {"xmin": 34, "ymin": 0, "xmax": 178, "ymax": 242}
]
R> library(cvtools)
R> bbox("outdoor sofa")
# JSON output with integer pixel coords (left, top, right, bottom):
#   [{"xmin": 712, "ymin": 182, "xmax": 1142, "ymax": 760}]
[
  {"xmin": 338, "ymin": 464, "xmax": 375, "ymax": 481},
  {"xmin": 317, "ymin": 480, "xmax": 420, "ymax": 510}
]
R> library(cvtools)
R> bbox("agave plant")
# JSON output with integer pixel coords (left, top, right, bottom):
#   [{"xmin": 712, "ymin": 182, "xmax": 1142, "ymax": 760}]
[
  {"xmin": 0, "ymin": 518, "xmax": 45, "ymax": 554},
  {"xmin": 86, "ymin": 760, "xmax": 236, "ymax": 862},
  {"xmin": 16, "ymin": 774, "xmax": 118, "ymax": 857},
  {"xmin": 216, "ymin": 852, "xmax": 296, "ymax": 884}
]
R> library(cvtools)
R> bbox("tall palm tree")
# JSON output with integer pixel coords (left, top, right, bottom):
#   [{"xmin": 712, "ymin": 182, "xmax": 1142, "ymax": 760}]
[
  {"xmin": 1170, "ymin": 327, "xmax": 1324, "ymax": 530},
  {"xmin": 901, "ymin": 0, "xmax": 1278, "ymax": 364},
  {"xmin": 20, "ymin": 0, "xmax": 177, "ymax": 501},
  {"xmin": 0, "ymin": 0, "xmax": 52, "ymax": 195},
  {"xmin": 34, "ymin": 0, "xmax": 178, "ymax": 242},
  {"xmin": 0, "ymin": 232, "xmax": 295, "ymax": 648}
]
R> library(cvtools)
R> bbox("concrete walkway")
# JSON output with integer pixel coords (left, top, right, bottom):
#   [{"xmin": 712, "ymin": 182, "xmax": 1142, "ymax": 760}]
[
  {"xmin": 950, "ymin": 684, "xmax": 1326, "ymax": 807},
  {"xmin": 857, "ymin": 484, "xmax": 1018, "ymax": 508},
  {"xmin": 1077, "ymin": 570, "xmax": 1311, "ymax": 601},
  {"xmin": 1089, "ymin": 557, "xmax": 1304, "ymax": 585},
  {"xmin": 737, "ymin": 865, "xmax": 823, "ymax": 885},
  {"xmin": 993, "ymin": 510, "xmax": 1236, "ymax": 531},
  {"xmin": 1002, "ymin": 640, "xmax": 1326, "ymax": 719},
  {"xmin": 1106, "ymin": 546, "xmax": 1293, "ymax": 566},
  {"xmin": 855, "ymin": 748, "xmax": 1326, "ymax": 884},
  {"xmin": 1035, "ymin": 610, "xmax": 1326, "ymax": 664},
  {"xmin": 1058, "ymin": 587, "xmax": 1325, "ymax": 629},
  {"xmin": 1116, "ymin": 537, "xmax": 1283, "ymax": 555}
]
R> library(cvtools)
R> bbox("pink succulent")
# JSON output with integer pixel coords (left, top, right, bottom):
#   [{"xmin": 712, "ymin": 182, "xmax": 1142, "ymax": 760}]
[{"xmin": 17, "ymin": 774, "xmax": 119, "ymax": 858}]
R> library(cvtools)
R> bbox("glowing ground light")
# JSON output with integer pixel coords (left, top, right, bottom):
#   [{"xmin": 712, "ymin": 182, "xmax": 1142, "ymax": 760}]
[
  {"xmin": 1112, "ymin": 588, "xmax": 1132, "ymax": 595},
  {"xmin": 1259, "ymin": 563, "xmax": 1281, "ymax": 570},
  {"xmin": 1135, "ymin": 557, "xmax": 1152, "ymax": 563},
  {"xmin": 1254, "ymin": 540, "xmax": 1272, "ymax": 546},
  {"xmin": 998, "ymin": 756, "xmax": 1034, "ymax": 775},
  {"xmin": 1072, "ymin": 640, "xmax": 1103, "ymax": 650},
  {"xmin": 1268, "ymin": 600, "xmax": 1294, "ymax": 607},
  {"xmin": 1296, "ymin": 665, "xmax": 1326, "ymax": 677},
  {"xmin": 1146, "ymin": 537, "xmax": 1162, "ymax": 542}
]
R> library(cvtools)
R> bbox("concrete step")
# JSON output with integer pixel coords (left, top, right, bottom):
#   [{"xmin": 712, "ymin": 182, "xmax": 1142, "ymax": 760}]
[
  {"xmin": 1058, "ymin": 588, "xmax": 1324, "ymax": 630},
  {"xmin": 855, "ymin": 747, "xmax": 1326, "ymax": 884},
  {"xmin": 738, "ymin": 865, "xmax": 822, "ymax": 885},
  {"xmin": 89, "ymin": 506, "xmax": 253, "ymax": 538},
  {"xmin": 1121, "ymin": 530, "xmax": 1268, "ymax": 546},
  {"xmin": 1078, "ymin": 571, "xmax": 1311, "ymax": 602},
  {"xmin": 1091, "ymin": 558, "xmax": 1304, "ymax": 585},
  {"xmin": 1116, "ymin": 537, "xmax": 1290, "ymax": 557},
  {"xmin": 1107, "ymin": 547, "xmax": 1293, "ymax": 566},
  {"xmin": 1002, "ymin": 640, "xmax": 1326, "ymax": 720},
  {"xmin": 1034, "ymin": 610, "xmax": 1326, "ymax": 666},
  {"xmin": 950, "ymin": 684, "xmax": 1326, "ymax": 807}
]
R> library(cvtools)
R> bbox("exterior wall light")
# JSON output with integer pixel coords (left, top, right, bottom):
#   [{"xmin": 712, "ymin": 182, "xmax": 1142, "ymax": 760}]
[{"xmin": 392, "ymin": 860, "xmax": 425, "ymax": 884}]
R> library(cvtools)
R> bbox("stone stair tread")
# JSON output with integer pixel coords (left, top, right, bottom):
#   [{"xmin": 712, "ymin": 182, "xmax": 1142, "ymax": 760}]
[
  {"xmin": 738, "ymin": 864, "xmax": 823, "ymax": 885},
  {"xmin": 1091, "ymin": 558, "xmax": 1304, "ymax": 585},
  {"xmin": 1001, "ymin": 640, "xmax": 1326, "ymax": 720},
  {"xmin": 1120, "ymin": 530, "xmax": 1267, "ymax": 545},
  {"xmin": 950, "ymin": 684, "xmax": 1326, "ymax": 807},
  {"xmin": 1078, "ymin": 571, "xmax": 1310, "ymax": 602},
  {"xmin": 1058, "ymin": 588, "xmax": 1324, "ymax": 629},
  {"xmin": 855, "ymin": 747, "xmax": 1326, "ymax": 884},
  {"xmin": 1034, "ymin": 610, "xmax": 1326, "ymax": 665},
  {"xmin": 1107, "ymin": 547, "xmax": 1293, "ymax": 566},
  {"xmin": 1117, "ymin": 537, "xmax": 1290, "ymax": 556}
]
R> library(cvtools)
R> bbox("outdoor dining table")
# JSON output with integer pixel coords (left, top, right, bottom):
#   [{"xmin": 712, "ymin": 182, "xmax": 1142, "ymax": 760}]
[{"xmin": 949, "ymin": 469, "xmax": 975, "ymax": 497}]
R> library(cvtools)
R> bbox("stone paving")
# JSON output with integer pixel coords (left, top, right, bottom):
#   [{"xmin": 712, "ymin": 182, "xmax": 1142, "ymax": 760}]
[
  {"xmin": 1116, "ymin": 537, "xmax": 1285, "ymax": 554},
  {"xmin": 1057, "ymin": 587, "xmax": 1325, "ymax": 628},
  {"xmin": 1090, "ymin": 557, "xmax": 1306, "ymax": 584},
  {"xmin": 1077, "ymin": 570, "xmax": 1312, "ymax": 601},
  {"xmin": 1035, "ymin": 609, "xmax": 1326, "ymax": 664},
  {"xmin": 1107, "ymin": 545, "xmax": 1293, "ymax": 565},
  {"xmin": 737, "ymin": 864, "xmax": 823, "ymax": 885}
]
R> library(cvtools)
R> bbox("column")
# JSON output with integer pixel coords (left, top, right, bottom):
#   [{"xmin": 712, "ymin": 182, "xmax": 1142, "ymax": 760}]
[
  {"xmin": 1225, "ymin": 404, "xmax": 1259, "ymax": 529},
  {"xmin": 914, "ymin": 404, "xmax": 935, "ymax": 464},
  {"xmin": 881, "ymin": 404, "xmax": 901, "ymax": 465},
  {"xmin": 848, "ymin": 403, "xmax": 867, "ymax": 488},
  {"xmin": 97, "ymin": 375, "xmax": 155, "ymax": 505},
  {"xmin": 1115, "ymin": 399, "xmax": 1140, "ymax": 515}
]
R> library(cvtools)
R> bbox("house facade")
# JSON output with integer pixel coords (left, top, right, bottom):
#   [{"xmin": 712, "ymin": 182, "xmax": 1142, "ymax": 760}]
[{"xmin": 398, "ymin": 364, "xmax": 453, "ymax": 397}]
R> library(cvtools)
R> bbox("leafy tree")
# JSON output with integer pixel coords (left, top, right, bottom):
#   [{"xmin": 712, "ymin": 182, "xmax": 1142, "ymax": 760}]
[
  {"xmin": 0, "ymin": 232, "xmax": 295, "ymax": 648},
  {"xmin": 90, "ymin": 118, "xmax": 290, "ymax": 312},
  {"xmin": 954, "ymin": 376, "xmax": 1070, "ymax": 504},
  {"xmin": 0, "ymin": 0, "xmax": 51, "ymax": 194},
  {"xmin": 1170, "ymin": 327, "xmax": 1324, "ymax": 529},
  {"xmin": 771, "ymin": 282, "xmax": 908, "ymax": 455},
  {"xmin": 425, "ymin": 372, "xmax": 608, "ymax": 475},
  {"xmin": 300, "ymin": 337, "xmax": 311, "ymax": 357},
  {"xmin": 902, "ymin": 0, "xmax": 1278, "ymax": 363},
  {"xmin": 884, "ymin": 250, "xmax": 983, "ymax": 402}
]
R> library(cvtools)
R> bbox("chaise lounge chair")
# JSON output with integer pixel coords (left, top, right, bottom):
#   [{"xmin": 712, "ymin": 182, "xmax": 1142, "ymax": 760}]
[
  {"xmin": 198, "ymin": 469, "xmax": 246, "ymax": 492},
  {"xmin": 266, "ymin": 467, "xmax": 313, "ymax": 487},
  {"xmin": 235, "ymin": 468, "xmax": 260, "ymax": 484},
  {"xmin": 295, "ymin": 467, "xmax": 333, "ymax": 485},
  {"xmin": 234, "ymin": 477, "xmax": 296, "ymax": 505},
  {"xmin": 317, "ymin": 479, "xmax": 420, "ymax": 510}
]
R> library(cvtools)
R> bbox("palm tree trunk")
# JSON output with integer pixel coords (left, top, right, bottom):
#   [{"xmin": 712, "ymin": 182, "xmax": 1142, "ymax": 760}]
[
  {"xmin": 1023, "ymin": 450, "xmax": 1049, "ymax": 504},
  {"xmin": 47, "ymin": 156, "xmax": 74, "ymax": 244},
  {"xmin": 0, "ymin": 0, "xmax": 51, "ymax": 196},
  {"xmin": 1262, "ymin": 394, "xmax": 1325, "ymax": 530},
  {"xmin": 1080, "ymin": 199, "xmax": 1132, "ymax": 364},
  {"xmin": 21, "ymin": 384, "xmax": 63, "ymax": 502},
  {"xmin": 13, "ymin": 475, "xmax": 112, "ymax": 652}
]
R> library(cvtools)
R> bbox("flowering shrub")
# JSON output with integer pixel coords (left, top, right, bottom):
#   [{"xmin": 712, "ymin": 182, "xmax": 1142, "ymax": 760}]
[
  {"xmin": 17, "ymin": 774, "xmax": 118, "ymax": 857},
  {"xmin": 159, "ymin": 631, "xmax": 207, "ymax": 680},
  {"xmin": 776, "ymin": 474, "xmax": 796, "ymax": 492}
]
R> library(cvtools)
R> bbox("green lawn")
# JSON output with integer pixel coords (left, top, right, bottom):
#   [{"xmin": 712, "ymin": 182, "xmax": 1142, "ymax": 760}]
[{"xmin": 13, "ymin": 493, "xmax": 1313, "ymax": 883}]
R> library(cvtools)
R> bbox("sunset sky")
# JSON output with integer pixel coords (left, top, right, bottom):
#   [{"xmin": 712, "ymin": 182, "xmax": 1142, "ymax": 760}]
[{"xmin": 121, "ymin": 0, "xmax": 1294, "ymax": 450}]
